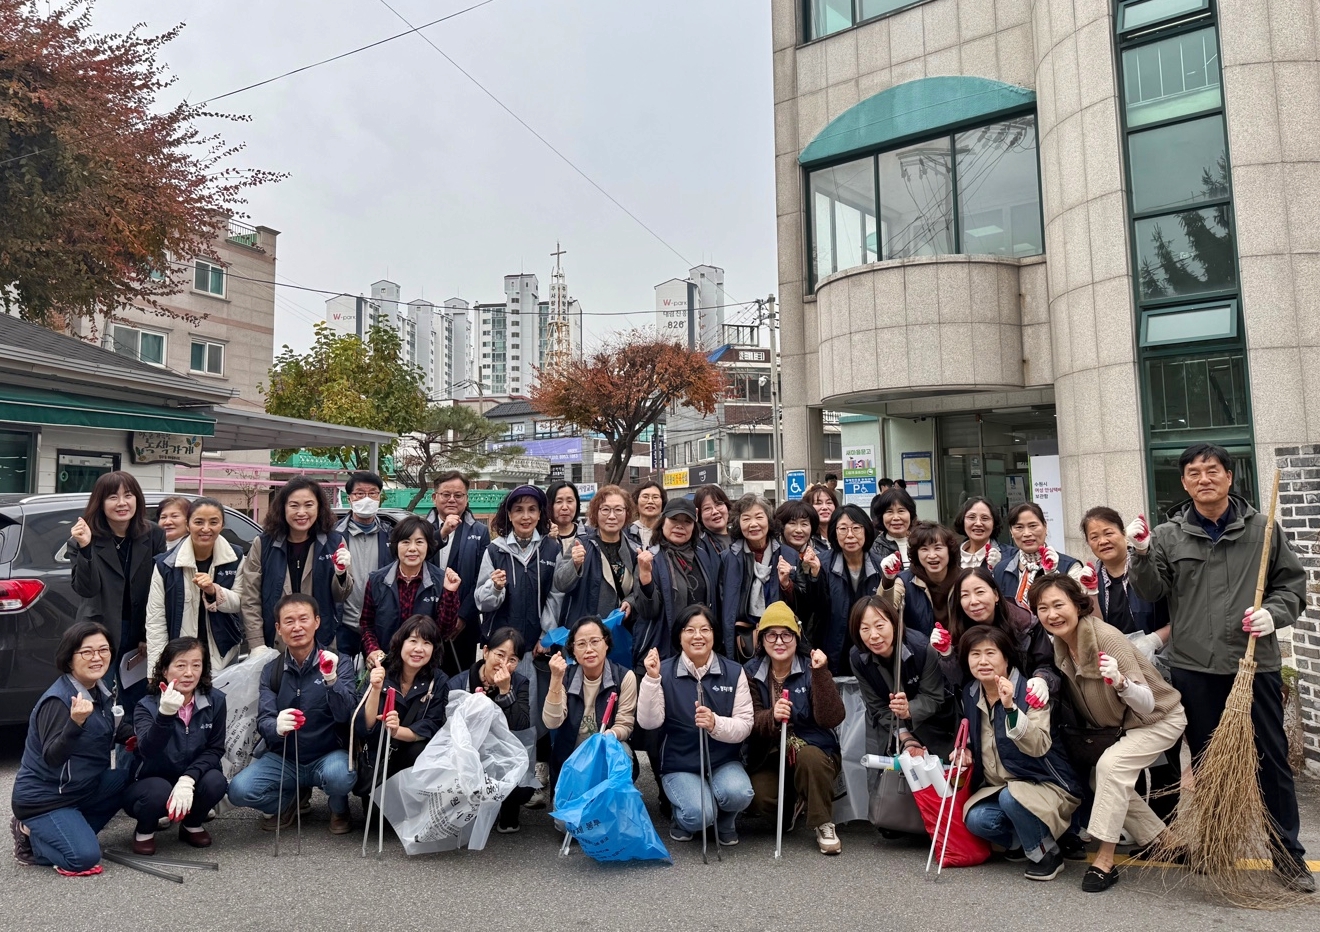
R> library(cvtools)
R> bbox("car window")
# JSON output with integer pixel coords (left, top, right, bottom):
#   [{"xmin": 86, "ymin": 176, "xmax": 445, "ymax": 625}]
[
  {"xmin": 221, "ymin": 508, "xmax": 259, "ymax": 559},
  {"xmin": 17, "ymin": 509, "xmax": 80, "ymax": 569}
]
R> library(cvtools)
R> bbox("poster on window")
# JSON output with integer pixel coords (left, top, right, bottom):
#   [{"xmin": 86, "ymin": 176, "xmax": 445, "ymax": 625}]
[
  {"xmin": 842, "ymin": 445, "xmax": 877, "ymax": 507},
  {"xmin": 900, "ymin": 452, "xmax": 935, "ymax": 500},
  {"xmin": 1028, "ymin": 455, "xmax": 1065, "ymax": 554}
]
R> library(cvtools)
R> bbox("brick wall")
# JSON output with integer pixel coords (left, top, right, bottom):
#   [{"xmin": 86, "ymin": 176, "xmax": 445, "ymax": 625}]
[{"xmin": 1274, "ymin": 446, "xmax": 1320, "ymax": 774}]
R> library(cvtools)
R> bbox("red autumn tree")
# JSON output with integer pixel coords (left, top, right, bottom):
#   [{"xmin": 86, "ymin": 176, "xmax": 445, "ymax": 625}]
[
  {"xmin": 0, "ymin": 1, "xmax": 284, "ymax": 329},
  {"xmin": 532, "ymin": 332, "xmax": 724, "ymax": 485}
]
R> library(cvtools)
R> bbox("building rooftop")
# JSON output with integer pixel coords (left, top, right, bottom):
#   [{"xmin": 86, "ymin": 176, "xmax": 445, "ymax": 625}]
[{"xmin": 482, "ymin": 398, "xmax": 540, "ymax": 419}]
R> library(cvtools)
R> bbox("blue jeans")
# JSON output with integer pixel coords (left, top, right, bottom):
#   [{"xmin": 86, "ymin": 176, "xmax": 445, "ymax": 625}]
[
  {"xmin": 24, "ymin": 769, "xmax": 130, "ymax": 872},
  {"xmin": 965, "ymin": 786, "xmax": 1055, "ymax": 859},
  {"xmin": 661, "ymin": 762, "xmax": 754, "ymax": 839},
  {"xmin": 228, "ymin": 749, "xmax": 354, "ymax": 816}
]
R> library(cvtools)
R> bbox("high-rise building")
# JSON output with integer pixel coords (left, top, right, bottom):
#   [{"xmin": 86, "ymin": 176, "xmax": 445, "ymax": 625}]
[
  {"xmin": 477, "ymin": 274, "xmax": 541, "ymax": 396},
  {"xmin": 655, "ymin": 265, "xmax": 726, "ymax": 351}
]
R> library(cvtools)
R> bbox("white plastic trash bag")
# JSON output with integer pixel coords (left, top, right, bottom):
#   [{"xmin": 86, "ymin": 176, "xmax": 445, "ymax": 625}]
[
  {"xmin": 211, "ymin": 647, "xmax": 279, "ymax": 816},
  {"xmin": 379, "ymin": 690, "xmax": 530, "ymax": 855},
  {"xmin": 832, "ymin": 677, "xmax": 871, "ymax": 825}
]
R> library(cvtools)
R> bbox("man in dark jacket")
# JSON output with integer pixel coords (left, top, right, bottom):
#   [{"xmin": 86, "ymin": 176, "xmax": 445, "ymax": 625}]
[
  {"xmin": 335, "ymin": 470, "xmax": 393, "ymax": 658},
  {"xmin": 1128, "ymin": 443, "xmax": 1312, "ymax": 893},
  {"xmin": 427, "ymin": 470, "xmax": 491, "ymax": 676},
  {"xmin": 227, "ymin": 594, "xmax": 358, "ymax": 835}
]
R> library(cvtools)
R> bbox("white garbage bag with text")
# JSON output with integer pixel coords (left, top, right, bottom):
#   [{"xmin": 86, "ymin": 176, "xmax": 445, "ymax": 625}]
[
  {"xmin": 211, "ymin": 647, "xmax": 279, "ymax": 813},
  {"xmin": 832, "ymin": 677, "xmax": 871, "ymax": 825},
  {"xmin": 379, "ymin": 690, "xmax": 530, "ymax": 855}
]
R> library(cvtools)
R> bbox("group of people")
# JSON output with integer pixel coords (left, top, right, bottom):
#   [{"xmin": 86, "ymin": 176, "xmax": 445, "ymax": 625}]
[{"xmin": 9, "ymin": 443, "xmax": 1314, "ymax": 896}]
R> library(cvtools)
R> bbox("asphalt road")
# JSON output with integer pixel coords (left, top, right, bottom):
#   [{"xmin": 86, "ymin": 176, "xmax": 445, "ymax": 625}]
[{"xmin": 0, "ymin": 725, "xmax": 1316, "ymax": 932}]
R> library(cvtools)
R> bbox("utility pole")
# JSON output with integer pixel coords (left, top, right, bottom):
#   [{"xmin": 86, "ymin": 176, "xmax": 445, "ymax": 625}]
[
  {"xmin": 545, "ymin": 242, "xmax": 572, "ymax": 372},
  {"xmin": 754, "ymin": 295, "xmax": 784, "ymax": 503}
]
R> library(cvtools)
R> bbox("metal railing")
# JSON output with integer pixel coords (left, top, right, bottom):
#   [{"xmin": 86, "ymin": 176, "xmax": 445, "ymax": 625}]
[{"xmin": 225, "ymin": 220, "xmax": 260, "ymax": 248}]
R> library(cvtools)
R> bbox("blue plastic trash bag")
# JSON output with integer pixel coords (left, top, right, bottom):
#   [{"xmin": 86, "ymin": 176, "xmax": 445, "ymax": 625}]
[
  {"xmin": 539, "ymin": 626, "xmax": 571, "ymax": 652},
  {"xmin": 600, "ymin": 608, "xmax": 633, "ymax": 670},
  {"xmin": 550, "ymin": 733, "xmax": 669, "ymax": 863}
]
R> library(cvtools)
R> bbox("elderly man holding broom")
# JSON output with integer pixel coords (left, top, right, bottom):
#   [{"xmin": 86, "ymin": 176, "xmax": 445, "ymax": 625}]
[{"xmin": 1128, "ymin": 443, "xmax": 1312, "ymax": 894}]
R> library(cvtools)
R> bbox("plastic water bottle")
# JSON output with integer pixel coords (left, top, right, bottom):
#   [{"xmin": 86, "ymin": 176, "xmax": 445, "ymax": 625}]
[{"xmin": 860, "ymin": 754, "xmax": 901, "ymax": 771}]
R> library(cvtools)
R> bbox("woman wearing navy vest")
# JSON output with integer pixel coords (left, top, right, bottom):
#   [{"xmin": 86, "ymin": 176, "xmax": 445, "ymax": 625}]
[
  {"xmin": 693, "ymin": 484, "xmax": 732, "ymax": 553},
  {"xmin": 774, "ymin": 499, "xmax": 828, "ymax": 650},
  {"xmin": 882, "ymin": 521, "xmax": 960, "ymax": 639},
  {"xmin": 818, "ymin": 504, "xmax": 886, "ymax": 675},
  {"xmin": 67, "ymin": 470, "xmax": 167, "ymax": 710},
  {"xmin": 10, "ymin": 622, "xmax": 134, "ymax": 875},
  {"xmin": 993, "ymin": 503, "xmax": 1084, "ymax": 611},
  {"xmin": 145, "ymin": 498, "xmax": 242, "ymax": 674},
  {"xmin": 450, "ymin": 627, "xmax": 536, "ymax": 832},
  {"xmin": 359, "ymin": 614, "xmax": 452, "ymax": 775},
  {"xmin": 123, "ymin": 637, "xmax": 228, "ymax": 855},
  {"xmin": 554, "ymin": 485, "xmax": 641, "ymax": 629},
  {"xmin": 848, "ymin": 595, "xmax": 956, "ymax": 760},
  {"xmin": 634, "ymin": 498, "xmax": 722, "ymax": 672},
  {"xmin": 956, "ymin": 496, "xmax": 1015, "ymax": 570},
  {"xmin": 955, "ymin": 625, "xmax": 1081, "ymax": 882},
  {"xmin": 636, "ymin": 605, "xmax": 754, "ymax": 845},
  {"xmin": 239, "ymin": 477, "xmax": 351, "ymax": 651},
  {"xmin": 359, "ymin": 515, "xmax": 461, "ymax": 667},
  {"xmin": 718, "ymin": 493, "xmax": 807, "ymax": 663},
  {"xmin": 744, "ymin": 602, "xmax": 845, "ymax": 856},
  {"xmin": 474, "ymin": 485, "xmax": 559, "ymax": 650},
  {"xmin": 544, "ymin": 616, "xmax": 638, "ymax": 778},
  {"xmin": 869, "ymin": 486, "xmax": 916, "ymax": 568}
]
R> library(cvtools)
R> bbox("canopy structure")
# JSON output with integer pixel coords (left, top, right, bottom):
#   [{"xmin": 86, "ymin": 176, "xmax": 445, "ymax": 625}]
[
  {"xmin": 204, "ymin": 406, "xmax": 396, "ymax": 472},
  {"xmin": 0, "ymin": 385, "xmax": 216, "ymax": 435}
]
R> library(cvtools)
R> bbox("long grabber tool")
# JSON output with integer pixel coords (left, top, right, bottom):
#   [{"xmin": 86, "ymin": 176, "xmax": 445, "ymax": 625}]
[{"xmin": 559, "ymin": 692, "xmax": 619, "ymax": 857}]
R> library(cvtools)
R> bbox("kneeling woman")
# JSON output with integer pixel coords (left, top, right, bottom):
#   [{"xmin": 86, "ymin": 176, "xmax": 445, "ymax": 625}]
[
  {"xmin": 637, "ymin": 605, "xmax": 755, "ymax": 845},
  {"xmin": 955, "ymin": 625, "xmax": 1082, "ymax": 882},
  {"xmin": 744, "ymin": 602, "xmax": 845, "ymax": 855},
  {"xmin": 544, "ymin": 615, "xmax": 638, "ymax": 778},
  {"xmin": 10, "ymin": 622, "xmax": 134, "ymax": 875},
  {"xmin": 1030, "ymin": 575, "xmax": 1186, "ymax": 892},
  {"xmin": 125, "ymin": 637, "xmax": 229, "ymax": 854},
  {"xmin": 451, "ymin": 627, "xmax": 535, "ymax": 832},
  {"xmin": 359, "ymin": 614, "xmax": 452, "ymax": 776}
]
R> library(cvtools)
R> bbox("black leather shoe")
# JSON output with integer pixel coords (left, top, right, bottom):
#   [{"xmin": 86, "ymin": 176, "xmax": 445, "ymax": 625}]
[
  {"xmin": 1274, "ymin": 858, "xmax": 1316, "ymax": 894},
  {"xmin": 131, "ymin": 835, "xmax": 156, "ymax": 856},
  {"xmin": 1082, "ymin": 864, "xmax": 1120, "ymax": 893}
]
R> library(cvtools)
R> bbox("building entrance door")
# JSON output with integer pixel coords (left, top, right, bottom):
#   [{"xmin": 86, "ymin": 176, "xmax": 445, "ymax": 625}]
[{"xmin": 936, "ymin": 408, "xmax": 1057, "ymax": 527}]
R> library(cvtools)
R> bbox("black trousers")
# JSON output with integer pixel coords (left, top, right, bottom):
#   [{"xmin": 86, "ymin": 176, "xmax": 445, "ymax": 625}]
[
  {"xmin": 123, "ymin": 770, "xmax": 228, "ymax": 833},
  {"xmin": 1172, "ymin": 667, "xmax": 1305, "ymax": 861}
]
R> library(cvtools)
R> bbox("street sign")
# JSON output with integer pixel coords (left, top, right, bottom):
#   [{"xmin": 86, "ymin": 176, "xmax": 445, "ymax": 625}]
[
  {"xmin": 785, "ymin": 470, "xmax": 807, "ymax": 499},
  {"xmin": 843, "ymin": 475, "xmax": 877, "ymax": 506}
]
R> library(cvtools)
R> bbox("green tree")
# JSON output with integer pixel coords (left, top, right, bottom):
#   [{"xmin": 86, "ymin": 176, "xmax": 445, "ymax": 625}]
[
  {"xmin": 0, "ymin": 1, "xmax": 282, "ymax": 328},
  {"xmin": 396, "ymin": 404, "xmax": 521, "ymax": 510},
  {"xmin": 264, "ymin": 323, "xmax": 426, "ymax": 469}
]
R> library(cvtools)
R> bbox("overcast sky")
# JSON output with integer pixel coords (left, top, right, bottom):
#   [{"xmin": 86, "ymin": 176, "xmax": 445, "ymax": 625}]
[{"xmin": 90, "ymin": 0, "xmax": 777, "ymax": 355}]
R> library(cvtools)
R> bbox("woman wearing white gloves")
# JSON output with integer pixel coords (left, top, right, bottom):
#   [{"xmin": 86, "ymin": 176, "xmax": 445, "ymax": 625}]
[
  {"xmin": 993, "ymin": 504, "xmax": 1085, "ymax": 610},
  {"xmin": 1029, "ymin": 575, "xmax": 1186, "ymax": 893},
  {"xmin": 1080, "ymin": 507, "xmax": 1169, "ymax": 657},
  {"xmin": 124, "ymin": 637, "xmax": 229, "ymax": 855}
]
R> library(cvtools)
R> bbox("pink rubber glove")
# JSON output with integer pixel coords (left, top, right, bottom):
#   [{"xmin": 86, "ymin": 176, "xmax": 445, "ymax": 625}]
[
  {"xmin": 880, "ymin": 551, "xmax": 904, "ymax": 580},
  {"xmin": 930, "ymin": 622, "xmax": 952, "ymax": 656},
  {"xmin": 1025, "ymin": 677, "xmax": 1049, "ymax": 709},
  {"xmin": 1079, "ymin": 562, "xmax": 1099, "ymax": 595},
  {"xmin": 1126, "ymin": 515, "xmax": 1151, "ymax": 553}
]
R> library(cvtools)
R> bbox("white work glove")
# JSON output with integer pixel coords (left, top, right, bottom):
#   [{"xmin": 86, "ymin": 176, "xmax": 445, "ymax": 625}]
[
  {"xmin": 317, "ymin": 649, "xmax": 339, "ymax": 686},
  {"xmin": 1126, "ymin": 515, "xmax": 1151, "ymax": 553},
  {"xmin": 1079, "ymin": 562, "xmax": 1099, "ymax": 596},
  {"xmin": 1096, "ymin": 651, "xmax": 1126, "ymax": 691},
  {"xmin": 1025, "ymin": 677, "xmax": 1049, "ymax": 709},
  {"xmin": 1038, "ymin": 546, "xmax": 1058, "ymax": 574},
  {"xmin": 275, "ymin": 708, "xmax": 305, "ymax": 736},
  {"xmin": 880, "ymin": 551, "xmax": 904, "ymax": 581},
  {"xmin": 1130, "ymin": 631, "xmax": 1164, "ymax": 661},
  {"xmin": 166, "ymin": 775, "xmax": 195, "ymax": 822},
  {"xmin": 157, "ymin": 680, "xmax": 185, "ymax": 716},
  {"xmin": 1243, "ymin": 607, "xmax": 1274, "ymax": 638},
  {"xmin": 982, "ymin": 542, "xmax": 1000, "ymax": 569},
  {"xmin": 929, "ymin": 622, "xmax": 952, "ymax": 657},
  {"xmin": 332, "ymin": 543, "xmax": 351, "ymax": 573}
]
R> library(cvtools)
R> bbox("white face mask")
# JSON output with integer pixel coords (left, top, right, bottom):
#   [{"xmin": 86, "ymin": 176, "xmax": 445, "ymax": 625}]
[{"xmin": 350, "ymin": 497, "xmax": 380, "ymax": 519}]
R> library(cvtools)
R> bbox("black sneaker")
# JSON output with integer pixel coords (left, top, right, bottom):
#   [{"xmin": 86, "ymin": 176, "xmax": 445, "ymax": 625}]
[
  {"xmin": 1058, "ymin": 832, "xmax": 1088, "ymax": 861},
  {"xmin": 1002, "ymin": 847, "xmax": 1027, "ymax": 862},
  {"xmin": 11, "ymin": 817, "xmax": 34, "ymax": 867},
  {"xmin": 1081, "ymin": 864, "xmax": 1119, "ymax": 892},
  {"xmin": 1024, "ymin": 847, "xmax": 1064, "ymax": 881},
  {"xmin": 1273, "ymin": 857, "xmax": 1316, "ymax": 894}
]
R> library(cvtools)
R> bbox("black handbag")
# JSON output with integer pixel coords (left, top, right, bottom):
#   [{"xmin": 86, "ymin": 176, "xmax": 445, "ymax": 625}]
[
  {"xmin": 867, "ymin": 615, "xmax": 926, "ymax": 834},
  {"xmin": 1055, "ymin": 688, "xmax": 1128, "ymax": 773}
]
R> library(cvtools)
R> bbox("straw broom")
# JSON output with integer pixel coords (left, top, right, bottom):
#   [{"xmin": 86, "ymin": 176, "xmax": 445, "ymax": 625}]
[{"xmin": 1146, "ymin": 470, "xmax": 1308, "ymax": 908}]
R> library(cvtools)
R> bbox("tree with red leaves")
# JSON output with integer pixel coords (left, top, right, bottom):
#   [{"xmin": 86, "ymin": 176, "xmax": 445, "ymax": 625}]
[
  {"xmin": 532, "ymin": 332, "xmax": 724, "ymax": 485},
  {"xmin": 0, "ymin": 1, "xmax": 283, "ymax": 329}
]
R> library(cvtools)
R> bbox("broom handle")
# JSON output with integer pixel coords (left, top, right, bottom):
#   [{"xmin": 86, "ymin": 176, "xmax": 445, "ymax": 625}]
[{"xmin": 1246, "ymin": 469, "xmax": 1282, "ymax": 663}]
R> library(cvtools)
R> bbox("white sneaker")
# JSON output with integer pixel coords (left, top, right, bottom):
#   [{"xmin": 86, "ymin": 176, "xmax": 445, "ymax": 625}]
[
  {"xmin": 816, "ymin": 822, "xmax": 842, "ymax": 855},
  {"xmin": 525, "ymin": 763, "xmax": 551, "ymax": 810}
]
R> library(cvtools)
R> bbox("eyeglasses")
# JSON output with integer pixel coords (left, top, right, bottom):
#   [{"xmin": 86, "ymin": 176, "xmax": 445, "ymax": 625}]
[
  {"xmin": 836, "ymin": 524, "xmax": 865, "ymax": 538},
  {"xmin": 574, "ymin": 637, "xmax": 605, "ymax": 650},
  {"xmin": 682, "ymin": 626, "xmax": 714, "ymax": 637},
  {"xmin": 348, "ymin": 489, "xmax": 381, "ymax": 500},
  {"xmin": 597, "ymin": 507, "xmax": 627, "ymax": 517},
  {"xmin": 762, "ymin": 630, "xmax": 796, "ymax": 643},
  {"xmin": 75, "ymin": 647, "xmax": 112, "ymax": 660},
  {"xmin": 436, "ymin": 492, "xmax": 466, "ymax": 501}
]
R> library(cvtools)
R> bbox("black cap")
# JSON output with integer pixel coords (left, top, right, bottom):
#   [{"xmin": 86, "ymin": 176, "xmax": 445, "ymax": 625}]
[{"xmin": 662, "ymin": 497, "xmax": 698, "ymax": 521}]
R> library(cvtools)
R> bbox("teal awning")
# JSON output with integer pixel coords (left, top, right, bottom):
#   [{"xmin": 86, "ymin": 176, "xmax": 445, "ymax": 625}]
[
  {"xmin": 0, "ymin": 386, "xmax": 215, "ymax": 435},
  {"xmin": 799, "ymin": 76, "xmax": 1036, "ymax": 166}
]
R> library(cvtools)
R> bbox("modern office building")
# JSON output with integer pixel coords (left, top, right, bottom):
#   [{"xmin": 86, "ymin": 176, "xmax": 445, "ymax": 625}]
[{"xmin": 771, "ymin": 0, "xmax": 1318, "ymax": 549}]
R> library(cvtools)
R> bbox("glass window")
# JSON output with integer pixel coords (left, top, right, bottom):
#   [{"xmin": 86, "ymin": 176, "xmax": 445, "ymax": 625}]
[
  {"xmin": 809, "ymin": 155, "xmax": 878, "ymax": 282},
  {"xmin": 955, "ymin": 116, "xmax": 1043, "ymax": 257},
  {"xmin": 193, "ymin": 259, "xmax": 225, "ymax": 296},
  {"xmin": 0, "ymin": 429, "xmax": 31, "ymax": 494},
  {"xmin": 1150, "ymin": 443, "xmax": 1255, "ymax": 515},
  {"xmin": 859, "ymin": 0, "xmax": 916, "ymax": 19},
  {"xmin": 878, "ymin": 138, "xmax": 954, "ymax": 259},
  {"xmin": 1119, "ymin": 0, "xmax": 1208, "ymax": 34},
  {"xmin": 1144, "ymin": 350, "xmax": 1249, "ymax": 442},
  {"xmin": 1123, "ymin": 28, "xmax": 1221, "ymax": 127},
  {"xmin": 1141, "ymin": 301, "xmax": 1236, "ymax": 346},
  {"xmin": 109, "ymin": 326, "xmax": 165, "ymax": 366},
  {"xmin": 807, "ymin": 0, "xmax": 854, "ymax": 40},
  {"xmin": 190, "ymin": 340, "xmax": 224, "ymax": 375},
  {"xmin": 1134, "ymin": 205, "xmax": 1235, "ymax": 301},
  {"xmin": 1129, "ymin": 115, "xmax": 1228, "ymax": 215}
]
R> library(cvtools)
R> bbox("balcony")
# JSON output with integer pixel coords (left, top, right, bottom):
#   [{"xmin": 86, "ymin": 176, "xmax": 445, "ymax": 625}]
[{"xmin": 226, "ymin": 220, "xmax": 260, "ymax": 249}]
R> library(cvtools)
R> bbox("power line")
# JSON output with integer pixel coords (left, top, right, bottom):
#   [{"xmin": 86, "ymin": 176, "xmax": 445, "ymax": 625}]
[{"xmin": 0, "ymin": 0, "xmax": 501, "ymax": 170}]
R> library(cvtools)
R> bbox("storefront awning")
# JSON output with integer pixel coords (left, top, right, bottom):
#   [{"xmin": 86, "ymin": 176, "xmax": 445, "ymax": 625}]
[
  {"xmin": 203, "ymin": 406, "xmax": 395, "ymax": 452},
  {"xmin": 0, "ymin": 386, "xmax": 216, "ymax": 435}
]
